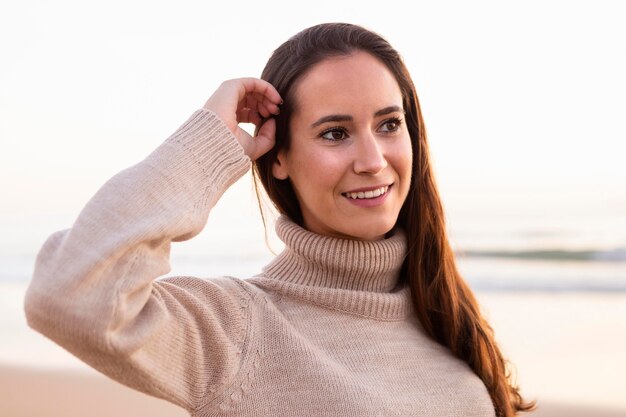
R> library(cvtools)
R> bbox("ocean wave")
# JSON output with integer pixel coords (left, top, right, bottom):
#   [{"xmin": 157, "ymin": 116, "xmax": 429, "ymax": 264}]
[
  {"xmin": 466, "ymin": 277, "xmax": 626, "ymax": 293},
  {"xmin": 4, "ymin": 252, "xmax": 626, "ymax": 292},
  {"xmin": 461, "ymin": 247, "xmax": 626, "ymax": 262}
]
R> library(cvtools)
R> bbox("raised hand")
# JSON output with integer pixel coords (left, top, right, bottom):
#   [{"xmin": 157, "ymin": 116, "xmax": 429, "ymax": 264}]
[{"xmin": 203, "ymin": 78, "xmax": 282, "ymax": 161}]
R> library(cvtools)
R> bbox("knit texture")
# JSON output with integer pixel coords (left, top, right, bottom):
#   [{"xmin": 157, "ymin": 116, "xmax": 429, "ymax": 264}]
[{"xmin": 24, "ymin": 109, "xmax": 495, "ymax": 416}]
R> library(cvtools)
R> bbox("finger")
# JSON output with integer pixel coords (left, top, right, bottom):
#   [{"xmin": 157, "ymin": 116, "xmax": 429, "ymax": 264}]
[
  {"xmin": 237, "ymin": 108, "xmax": 263, "ymax": 126},
  {"xmin": 237, "ymin": 78, "xmax": 282, "ymax": 106},
  {"xmin": 251, "ymin": 117, "xmax": 277, "ymax": 160},
  {"xmin": 253, "ymin": 92, "xmax": 281, "ymax": 115},
  {"xmin": 244, "ymin": 93, "xmax": 280, "ymax": 118},
  {"xmin": 242, "ymin": 95, "xmax": 272, "ymax": 119}
]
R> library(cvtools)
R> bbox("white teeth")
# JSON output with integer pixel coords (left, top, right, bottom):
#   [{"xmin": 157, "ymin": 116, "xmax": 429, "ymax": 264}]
[{"xmin": 345, "ymin": 186, "xmax": 389, "ymax": 199}]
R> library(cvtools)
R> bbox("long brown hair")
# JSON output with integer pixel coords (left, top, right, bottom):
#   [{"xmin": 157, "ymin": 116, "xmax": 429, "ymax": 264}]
[{"xmin": 253, "ymin": 23, "xmax": 535, "ymax": 417}]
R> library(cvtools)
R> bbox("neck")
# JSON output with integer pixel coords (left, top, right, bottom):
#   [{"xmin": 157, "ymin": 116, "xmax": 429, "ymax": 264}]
[{"xmin": 262, "ymin": 216, "xmax": 407, "ymax": 292}]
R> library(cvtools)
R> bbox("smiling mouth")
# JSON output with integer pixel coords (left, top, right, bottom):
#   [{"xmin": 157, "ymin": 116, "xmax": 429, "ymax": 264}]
[{"xmin": 342, "ymin": 185, "xmax": 391, "ymax": 200}]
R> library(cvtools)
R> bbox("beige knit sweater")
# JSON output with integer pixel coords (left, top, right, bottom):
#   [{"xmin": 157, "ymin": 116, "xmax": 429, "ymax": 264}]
[{"xmin": 24, "ymin": 109, "xmax": 495, "ymax": 416}]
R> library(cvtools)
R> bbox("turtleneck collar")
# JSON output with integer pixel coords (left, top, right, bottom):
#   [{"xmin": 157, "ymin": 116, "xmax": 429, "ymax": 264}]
[{"xmin": 261, "ymin": 216, "xmax": 407, "ymax": 293}]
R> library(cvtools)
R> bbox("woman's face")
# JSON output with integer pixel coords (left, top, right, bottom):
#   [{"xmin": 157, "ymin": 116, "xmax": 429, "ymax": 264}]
[{"xmin": 272, "ymin": 51, "xmax": 413, "ymax": 241}]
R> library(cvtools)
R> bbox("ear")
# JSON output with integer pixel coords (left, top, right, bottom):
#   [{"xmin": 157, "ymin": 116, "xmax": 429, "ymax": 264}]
[{"xmin": 272, "ymin": 150, "xmax": 289, "ymax": 180}]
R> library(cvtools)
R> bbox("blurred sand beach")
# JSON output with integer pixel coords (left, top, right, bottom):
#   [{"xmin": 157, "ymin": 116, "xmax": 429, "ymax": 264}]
[{"xmin": 2, "ymin": 283, "xmax": 625, "ymax": 417}]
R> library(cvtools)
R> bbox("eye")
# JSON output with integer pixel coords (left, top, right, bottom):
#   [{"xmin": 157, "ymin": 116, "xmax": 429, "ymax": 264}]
[
  {"xmin": 379, "ymin": 117, "xmax": 403, "ymax": 133},
  {"xmin": 319, "ymin": 127, "xmax": 348, "ymax": 141}
]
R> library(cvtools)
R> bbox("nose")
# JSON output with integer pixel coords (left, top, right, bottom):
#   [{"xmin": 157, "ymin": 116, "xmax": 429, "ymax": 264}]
[{"xmin": 353, "ymin": 133, "xmax": 387, "ymax": 174}]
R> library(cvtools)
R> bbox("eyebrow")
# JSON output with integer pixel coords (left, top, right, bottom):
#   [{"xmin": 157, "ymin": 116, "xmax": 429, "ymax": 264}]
[{"xmin": 309, "ymin": 105, "xmax": 404, "ymax": 129}]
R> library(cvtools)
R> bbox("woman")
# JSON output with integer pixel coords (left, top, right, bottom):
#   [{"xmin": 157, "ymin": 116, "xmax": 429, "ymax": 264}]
[{"xmin": 25, "ymin": 23, "xmax": 534, "ymax": 416}]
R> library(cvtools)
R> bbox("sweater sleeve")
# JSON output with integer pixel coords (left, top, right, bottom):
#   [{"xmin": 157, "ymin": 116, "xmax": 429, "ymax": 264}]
[{"xmin": 24, "ymin": 109, "xmax": 252, "ymax": 412}]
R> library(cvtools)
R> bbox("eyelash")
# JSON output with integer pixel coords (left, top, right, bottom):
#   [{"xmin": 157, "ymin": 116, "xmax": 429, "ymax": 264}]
[{"xmin": 318, "ymin": 117, "xmax": 404, "ymax": 141}]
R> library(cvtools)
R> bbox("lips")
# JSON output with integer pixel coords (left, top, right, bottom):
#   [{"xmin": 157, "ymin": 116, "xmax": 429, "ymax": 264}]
[{"xmin": 342, "ymin": 184, "xmax": 391, "ymax": 200}]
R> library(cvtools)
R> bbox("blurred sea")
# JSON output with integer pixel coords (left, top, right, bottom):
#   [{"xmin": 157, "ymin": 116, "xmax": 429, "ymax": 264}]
[
  {"xmin": 2, "ymin": 197, "xmax": 625, "ymax": 293},
  {"xmin": 1, "ymin": 181, "xmax": 625, "ymax": 293},
  {"xmin": 446, "ymin": 186, "xmax": 626, "ymax": 292}
]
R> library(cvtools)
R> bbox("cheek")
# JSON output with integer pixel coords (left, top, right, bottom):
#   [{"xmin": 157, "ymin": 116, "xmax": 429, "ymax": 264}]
[
  {"xmin": 393, "ymin": 137, "xmax": 414, "ymax": 191},
  {"xmin": 288, "ymin": 148, "xmax": 345, "ymax": 195},
  {"xmin": 390, "ymin": 134, "xmax": 412, "ymax": 160},
  {"xmin": 403, "ymin": 144, "xmax": 414, "ymax": 177}
]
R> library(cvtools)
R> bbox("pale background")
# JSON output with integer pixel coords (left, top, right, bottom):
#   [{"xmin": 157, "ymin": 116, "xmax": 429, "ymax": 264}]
[
  {"xmin": 2, "ymin": 0, "xmax": 625, "ymax": 257},
  {"xmin": 1, "ymin": 0, "xmax": 625, "ymax": 416}
]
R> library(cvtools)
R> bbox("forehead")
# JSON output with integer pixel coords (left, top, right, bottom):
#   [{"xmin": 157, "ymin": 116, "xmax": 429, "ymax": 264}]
[{"xmin": 292, "ymin": 51, "xmax": 403, "ymax": 119}]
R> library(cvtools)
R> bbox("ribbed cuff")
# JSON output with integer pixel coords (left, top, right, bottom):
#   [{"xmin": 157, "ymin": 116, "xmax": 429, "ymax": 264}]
[
  {"xmin": 163, "ymin": 108, "xmax": 251, "ymax": 191},
  {"xmin": 139, "ymin": 109, "xmax": 252, "ymax": 216}
]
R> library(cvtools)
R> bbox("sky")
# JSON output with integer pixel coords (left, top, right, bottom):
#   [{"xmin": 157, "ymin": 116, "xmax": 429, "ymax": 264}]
[{"xmin": 1, "ymin": 0, "xmax": 625, "ymax": 256}]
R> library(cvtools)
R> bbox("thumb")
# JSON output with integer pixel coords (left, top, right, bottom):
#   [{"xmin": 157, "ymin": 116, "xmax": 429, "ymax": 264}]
[{"xmin": 249, "ymin": 117, "xmax": 276, "ymax": 160}]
